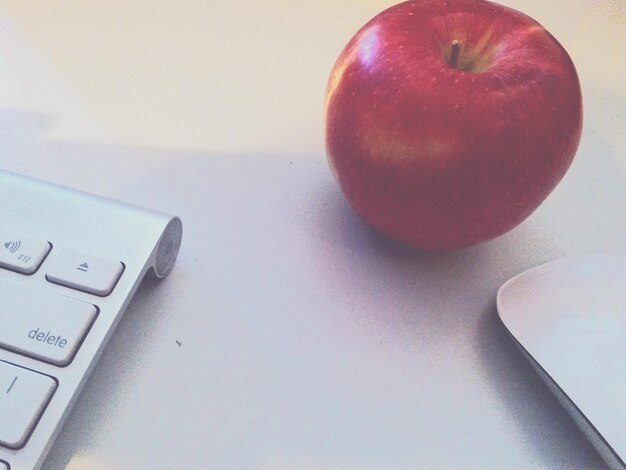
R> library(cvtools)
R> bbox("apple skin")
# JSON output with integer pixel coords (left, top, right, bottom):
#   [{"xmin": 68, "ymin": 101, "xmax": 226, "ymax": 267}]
[{"xmin": 324, "ymin": 0, "xmax": 582, "ymax": 251}]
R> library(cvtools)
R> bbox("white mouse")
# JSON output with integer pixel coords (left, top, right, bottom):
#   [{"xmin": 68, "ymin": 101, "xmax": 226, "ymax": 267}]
[{"xmin": 497, "ymin": 254, "xmax": 626, "ymax": 470}]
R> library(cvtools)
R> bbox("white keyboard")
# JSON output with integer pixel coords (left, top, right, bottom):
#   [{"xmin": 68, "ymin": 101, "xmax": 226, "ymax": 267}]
[{"xmin": 0, "ymin": 170, "xmax": 182, "ymax": 470}]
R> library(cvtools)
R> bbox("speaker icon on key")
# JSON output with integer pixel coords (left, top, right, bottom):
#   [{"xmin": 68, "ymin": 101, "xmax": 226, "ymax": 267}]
[{"xmin": 3, "ymin": 241, "xmax": 21, "ymax": 253}]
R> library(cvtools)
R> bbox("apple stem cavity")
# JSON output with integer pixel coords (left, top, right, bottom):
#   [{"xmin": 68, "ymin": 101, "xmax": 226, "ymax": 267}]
[{"xmin": 449, "ymin": 40, "xmax": 461, "ymax": 69}]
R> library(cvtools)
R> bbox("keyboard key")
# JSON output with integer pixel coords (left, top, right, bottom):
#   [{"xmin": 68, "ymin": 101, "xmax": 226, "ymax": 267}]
[
  {"xmin": 45, "ymin": 249, "xmax": 124, "ymax": 297},
  {"xmin": 0, "ymin": 361, "xmax": 57, "ymax": 449},
  {"xmin": 0, "ymin": 280, "xmax": 97, "ymax": 366},
  {"xmin": 0, "ymin": 231, "xmax": 51, "ymax": 275}
]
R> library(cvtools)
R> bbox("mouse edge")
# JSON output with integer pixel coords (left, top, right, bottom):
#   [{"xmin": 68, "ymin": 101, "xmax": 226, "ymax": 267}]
[
  {"xmin": 495, "ymin": 253, "xmax": 626, "ymax": 470},
  {"xmin": 496, "ymin": 253, "xmax": 625, "ymax": 318}
]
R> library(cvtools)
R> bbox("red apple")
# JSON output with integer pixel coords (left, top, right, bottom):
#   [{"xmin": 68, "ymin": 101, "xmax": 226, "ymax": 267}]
[{"xmin": 324, "ymin": 0, "xmax": 582, "ymax": 251}]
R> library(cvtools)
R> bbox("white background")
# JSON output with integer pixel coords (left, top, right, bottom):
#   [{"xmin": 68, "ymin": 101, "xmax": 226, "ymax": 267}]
[{"xmin": 0, "ymin": 1, "xmax": 625, "ymax": 468}]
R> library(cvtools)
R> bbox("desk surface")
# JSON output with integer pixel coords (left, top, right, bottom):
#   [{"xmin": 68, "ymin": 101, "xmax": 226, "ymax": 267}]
[{"xmin": 0, "ymin": 1, "xmax": 625, "ymax": 469}]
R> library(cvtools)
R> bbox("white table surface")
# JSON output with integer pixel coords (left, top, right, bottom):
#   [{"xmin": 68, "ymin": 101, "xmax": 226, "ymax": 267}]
[{"xmin": 0, "ymin": 1, "xmax": 625, "ymax": 469}]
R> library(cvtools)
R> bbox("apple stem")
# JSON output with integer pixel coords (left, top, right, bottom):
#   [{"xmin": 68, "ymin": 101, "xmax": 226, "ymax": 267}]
[{"xmin": 450, "ymin": 40, "xmax": 461, "ymax": 69}]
